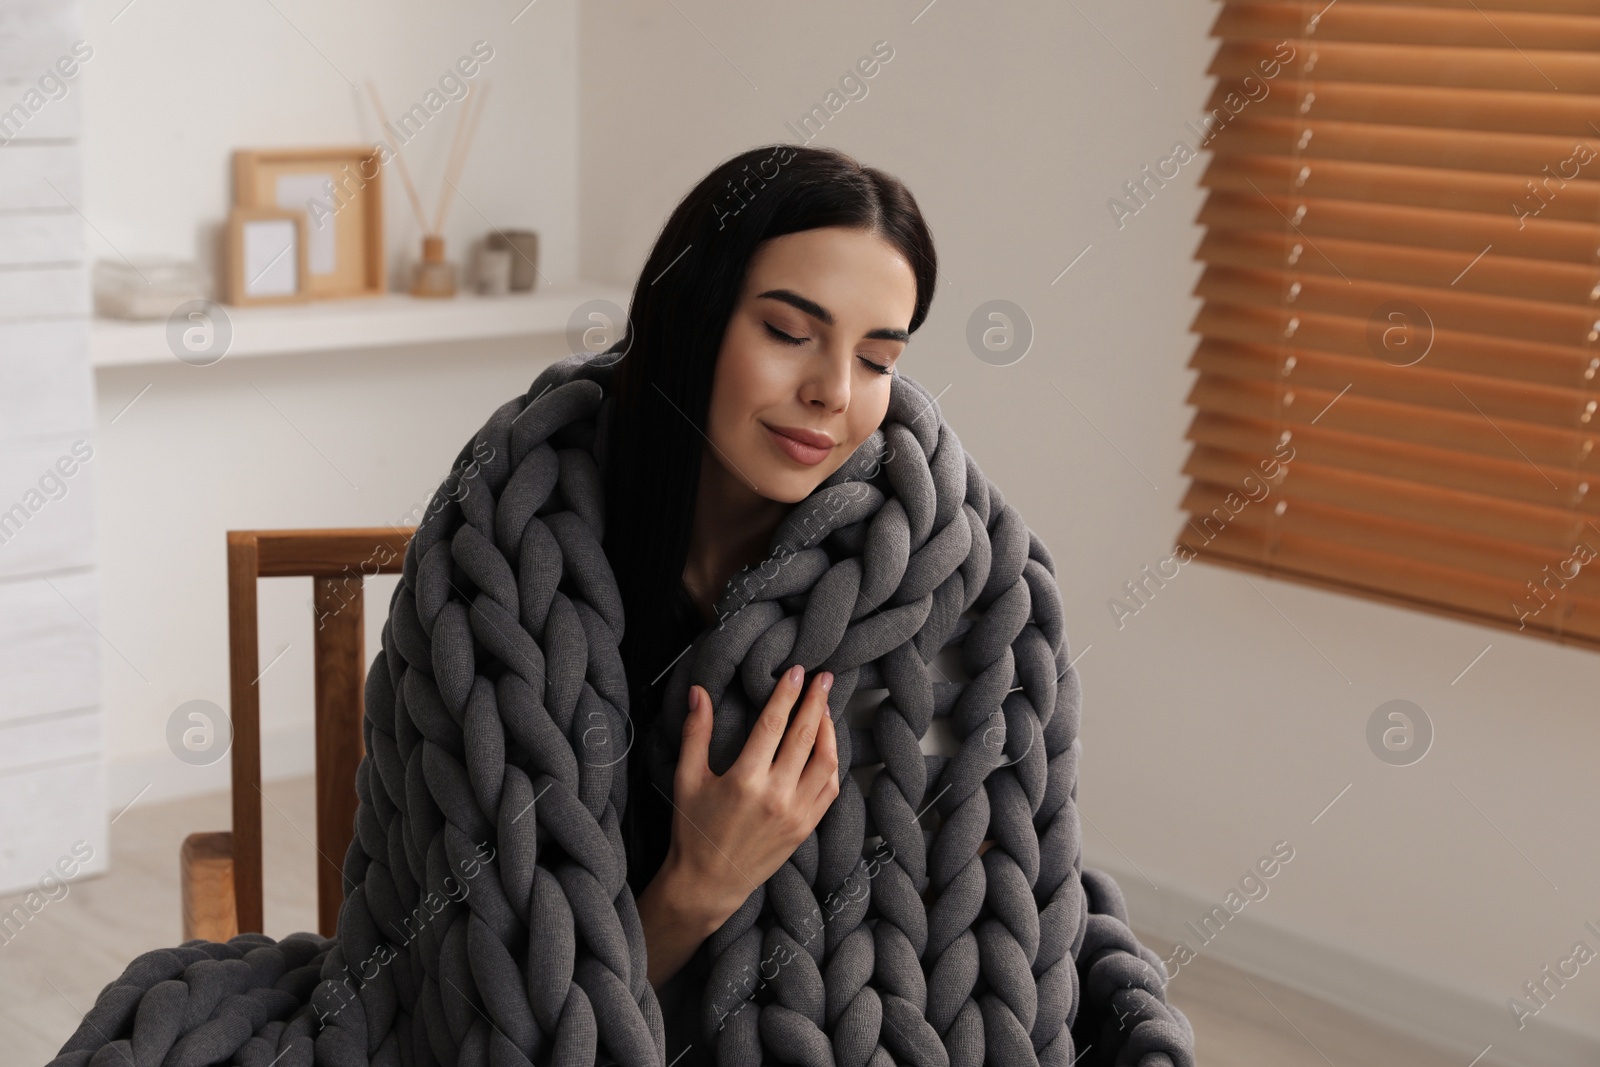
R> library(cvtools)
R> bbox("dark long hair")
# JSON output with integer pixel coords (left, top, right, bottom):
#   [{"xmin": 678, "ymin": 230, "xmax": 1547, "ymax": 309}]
[{"xmin": 600, "ymin": 143, "xmax": 939, "ymax": 732}]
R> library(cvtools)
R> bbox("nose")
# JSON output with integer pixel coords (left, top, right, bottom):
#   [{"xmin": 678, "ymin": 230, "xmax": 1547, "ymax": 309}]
[{"xmin": 799, "ymin": 346, "xmax": 851, "ymax": 414}]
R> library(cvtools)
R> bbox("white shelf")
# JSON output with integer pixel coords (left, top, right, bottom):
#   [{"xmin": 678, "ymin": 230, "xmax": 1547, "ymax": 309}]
[{"xmin": 89, "ymin": 280, "xmax": 634, "ymax": 368}]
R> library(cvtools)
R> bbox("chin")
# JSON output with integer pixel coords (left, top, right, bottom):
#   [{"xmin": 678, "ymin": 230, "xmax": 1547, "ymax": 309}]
[
  {"xmin": 759, "ymin": 471, "xmax": 825, "ymax": 504},
  {"xmin": 754, "ymin": 452, "xmax": 846, "ymax": 501}
]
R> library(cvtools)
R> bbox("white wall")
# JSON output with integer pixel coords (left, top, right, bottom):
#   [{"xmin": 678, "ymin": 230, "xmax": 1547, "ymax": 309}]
[
  {"xmin": 578, "ymin": 3, "xmax": 1599, "ymax": 1065},
  {"xmin": 0, "ymin": 0, "xmax": 109, "ymax": 897}
]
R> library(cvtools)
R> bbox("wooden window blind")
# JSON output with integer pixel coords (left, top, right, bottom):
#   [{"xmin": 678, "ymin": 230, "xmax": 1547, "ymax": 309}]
[{"xmin": 1177, "ymin": 0, "xmax": 1600, "ymax": 650}]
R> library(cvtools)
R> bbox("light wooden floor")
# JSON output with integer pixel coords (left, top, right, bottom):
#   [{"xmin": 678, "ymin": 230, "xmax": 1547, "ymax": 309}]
[{"xmin": 4, "ymin": 775, "xmax": 1466, "ymax": 1065}]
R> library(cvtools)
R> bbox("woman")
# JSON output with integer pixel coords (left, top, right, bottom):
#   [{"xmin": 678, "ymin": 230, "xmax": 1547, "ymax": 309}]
[
  {"xmin": 601, "ymin": 142, "xmax": 943, "ymax": 1064},
  {"xmin": 49, "ymin": 143, "xmax": 1193, "ymax": 1067}
]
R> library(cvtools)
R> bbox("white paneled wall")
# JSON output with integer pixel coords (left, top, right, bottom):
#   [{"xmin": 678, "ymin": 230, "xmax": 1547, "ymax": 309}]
[{"xmin": 0, "ymin": 0, "xmax": 106, "ymax": 896}]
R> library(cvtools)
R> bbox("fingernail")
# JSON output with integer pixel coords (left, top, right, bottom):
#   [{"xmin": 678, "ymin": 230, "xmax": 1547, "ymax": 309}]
[
  {"xmin": 820, "ymin": 672, "xmax": 834, "ymax": 692},
  {"xmin": 788, "ymin": 664, "xmax": 803, "ymax": 685},
  {"xmin": 688, "ymin": 686, "xmax": 699, "ymax": 712}
]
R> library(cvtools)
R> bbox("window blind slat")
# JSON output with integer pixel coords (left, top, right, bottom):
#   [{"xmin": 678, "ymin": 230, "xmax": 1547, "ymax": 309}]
[
  {"xmin": 1199, "ymin": 161, "xmax": 1600, "ymax": 231},
  {"xmin": 1196, "ymin": 229, "xmax": 1600, "ymax": 304},
  {"xmin": 1189, "ymin": 341, "xmax": 1592, "ymax": 429},
  {"xmin": 1197, "ymin": 192, "xmax": 1599, "ymax": 262},
  {"xmin": 1190, "ymin": 314, "xmax": 1593, "ymax": 392},
  {"xmin": 1211, "ymin": 118, "xmax": 1600, "ymax": 176},
  {"xmin": 1210, "ymin": 82, "xmax": 1600, "ymax": 138},
  {"xmin": 1210, "ymin": 41, "xmax": 1600, "ymax": 95},
  {"xmin": 1334, "ymin": 0, "xmax": 1600, "ymax": 16},
  {"xmin": 1195, "ymin": 268, "xmax": 1598, "ymax": 348},
  {"xmin": 1215, "ymin": 2, "xmax": 1600, "ymax": 51}
]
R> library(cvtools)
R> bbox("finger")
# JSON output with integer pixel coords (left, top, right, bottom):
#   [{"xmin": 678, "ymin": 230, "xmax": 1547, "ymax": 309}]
[
  {"xmin": 800, "ymin": 701, "xmax": 842, "ymax": 818},
  {"xmin": 731, "ymin": 663, "xmax": 806, "ymax": 777},
  {"xmin": 773, "ymin": 672, "xmax": 831, "ymax": 787},
  {"xmin": 676, "ymin": 685, "xmax": 711, "ymax": 791}
]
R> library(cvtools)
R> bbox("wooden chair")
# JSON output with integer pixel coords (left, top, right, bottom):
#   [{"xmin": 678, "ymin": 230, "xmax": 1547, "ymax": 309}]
[{"xmin": 180, "ymin": 527, "xmax": 415, "ymax": 942}]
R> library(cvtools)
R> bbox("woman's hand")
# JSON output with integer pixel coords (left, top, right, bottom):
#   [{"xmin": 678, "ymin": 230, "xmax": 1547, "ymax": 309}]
[{"xmin": 664, "ymin": 663, "xmax": 842, "ymax": 927}]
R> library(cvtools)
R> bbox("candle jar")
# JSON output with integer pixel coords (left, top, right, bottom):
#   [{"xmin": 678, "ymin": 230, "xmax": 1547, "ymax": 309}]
[{"xmin": 474, "ymin": 244, "xmax": 513, "ymax": 295}]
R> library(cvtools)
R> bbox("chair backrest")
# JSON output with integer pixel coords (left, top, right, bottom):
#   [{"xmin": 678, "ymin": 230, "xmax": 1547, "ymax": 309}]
[{"xmin": 226, "ymin": 527, "xmax": 414, "ymax": 936}]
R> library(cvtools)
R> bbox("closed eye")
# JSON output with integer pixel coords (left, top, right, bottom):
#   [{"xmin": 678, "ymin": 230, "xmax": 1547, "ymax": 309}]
[
  {"xmin": 766, "ymin": 322, "xmax": 894, "ymax": 376},
  {"xmin": 765, "ymin": 322, "xmax": 806, "ymax": 345}
]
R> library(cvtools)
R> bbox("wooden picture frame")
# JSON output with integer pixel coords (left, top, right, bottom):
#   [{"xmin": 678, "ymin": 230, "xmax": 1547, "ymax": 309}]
[
  {"xmin": 233, "ymin": 146, "xmax": 386, "ymax": 299},
  {"xmin": 224, "ymin": 207, "xmax": 310, "ymax": 307}
]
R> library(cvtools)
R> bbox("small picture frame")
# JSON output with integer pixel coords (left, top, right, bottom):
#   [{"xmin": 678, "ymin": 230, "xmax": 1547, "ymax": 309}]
[
  {"xmin": 224, "ymin": 207, "xmax": 309, "ymax": 306},
  {"xmin": 233, "ymin": 146, "xmax": 386, "ymax": 299}
]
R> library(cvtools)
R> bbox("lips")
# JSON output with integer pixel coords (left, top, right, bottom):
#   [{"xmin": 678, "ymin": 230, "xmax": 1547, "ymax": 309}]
[{"xmin": 763, "ymin": 422, "xmax": 835, "ymax": 466}]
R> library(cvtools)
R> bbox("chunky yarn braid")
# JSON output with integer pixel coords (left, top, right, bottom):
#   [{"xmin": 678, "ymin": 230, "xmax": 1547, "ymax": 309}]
[{"xmin": 47, "ymin": 351, "xmax": 1193, "ymax": 1067}]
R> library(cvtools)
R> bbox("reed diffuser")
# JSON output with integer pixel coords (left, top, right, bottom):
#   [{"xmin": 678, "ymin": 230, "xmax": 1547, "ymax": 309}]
[{"xmin": 365, "ymin": 77, "xmax": 491, "ymax": 299}]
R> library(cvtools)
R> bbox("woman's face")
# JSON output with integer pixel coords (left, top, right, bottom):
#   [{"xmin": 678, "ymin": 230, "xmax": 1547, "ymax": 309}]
[{"xmin": 705, "ymin": 226, "xmax": 918, "ymax": 504}]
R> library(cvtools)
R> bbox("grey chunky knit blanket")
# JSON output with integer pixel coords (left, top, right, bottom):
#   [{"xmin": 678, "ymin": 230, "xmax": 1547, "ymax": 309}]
[{"xmin": 48, "ymin": 350, "xmax": 1194, "ymax": 1067}]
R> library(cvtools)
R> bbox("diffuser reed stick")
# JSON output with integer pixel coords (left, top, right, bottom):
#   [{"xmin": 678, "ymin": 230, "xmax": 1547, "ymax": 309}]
[
  {"xmin": 433, "ymin": 81, "xmax": 491, "ymax": 234},
  {"xmin": 363, "ymin": 78, "xmax": 429, "ymax": 235}
]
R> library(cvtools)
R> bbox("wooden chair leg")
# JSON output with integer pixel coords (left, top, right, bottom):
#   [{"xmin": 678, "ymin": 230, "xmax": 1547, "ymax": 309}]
[{"xmin": 180, "ymin": 831, "xmax": 239, "ymax": 942}]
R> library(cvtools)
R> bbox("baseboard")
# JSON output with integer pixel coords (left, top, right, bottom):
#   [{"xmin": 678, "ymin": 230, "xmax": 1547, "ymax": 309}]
[
  {"xmin": 1094, "ymin": 855, "xmax": 1600, "ymax": 1067},
  {"xmin": 107, "ymin": 722, "xmax": 317, "ymax": 815}
]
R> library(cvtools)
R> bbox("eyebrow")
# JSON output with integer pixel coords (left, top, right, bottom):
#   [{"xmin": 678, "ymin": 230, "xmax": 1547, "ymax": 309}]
[{"xmin": 756, "ymin": 288, "xmax": 910, "ymax": 343}]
